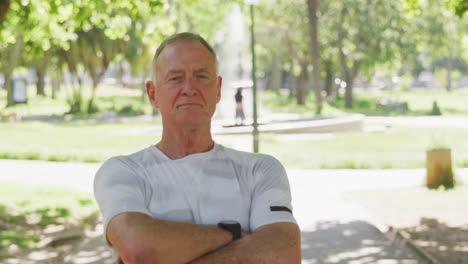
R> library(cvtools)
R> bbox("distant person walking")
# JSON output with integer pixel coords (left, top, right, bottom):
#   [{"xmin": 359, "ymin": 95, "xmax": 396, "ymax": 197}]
[{"xmin": 235, "ymin": 88, "xmax": 245, "ymax": 126}]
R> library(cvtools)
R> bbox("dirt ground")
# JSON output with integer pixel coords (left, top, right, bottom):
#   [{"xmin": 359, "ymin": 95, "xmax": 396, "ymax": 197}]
[
  {"xmin": 346, "ymin": 185, "xmax": 468, "ymax": 264},
  {"xmin": 401, "ymin": 218, "xmax": 468, "ymax": 264}
]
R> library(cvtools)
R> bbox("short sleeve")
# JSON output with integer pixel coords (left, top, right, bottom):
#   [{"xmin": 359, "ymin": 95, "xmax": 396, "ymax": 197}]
[
  {"xmin": 249, "ymin": 154, "xmax": 297, "ymax": 231},
  {"xmin": 94, "ymin": 157, "xmax": 151, "ymax": 241}
]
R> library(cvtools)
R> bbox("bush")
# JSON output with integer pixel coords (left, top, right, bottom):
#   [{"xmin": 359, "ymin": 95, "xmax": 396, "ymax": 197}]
[
  {"xmin": 429, "ymin": 101, "xmax": 442, "ymax": 115},
  {"xmin": 117, "ymin": 105, "xmax": 144, "ymax": 116},
  {"xmin": 433, "ymin": 168, "xmax": 455, "ymax": 190}
]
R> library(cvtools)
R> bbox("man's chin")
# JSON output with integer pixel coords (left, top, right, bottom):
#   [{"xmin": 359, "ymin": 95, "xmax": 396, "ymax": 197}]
[{"xmin": 175, "ymin": 116, "xmax": 210, "ymax": 128}]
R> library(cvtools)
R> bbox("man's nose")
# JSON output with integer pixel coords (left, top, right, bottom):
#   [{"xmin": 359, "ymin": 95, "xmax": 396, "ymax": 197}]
[{"xmin": 181, "ymin": 78, "xmax": 198, "ymax": 96}]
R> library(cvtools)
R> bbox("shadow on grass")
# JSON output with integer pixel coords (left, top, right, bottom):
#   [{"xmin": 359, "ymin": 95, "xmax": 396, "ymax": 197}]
[
  {"xmin": 301, "ymin": 220, "xmax": 422, "ymax": 263},
  {"xmin": 402, "ymin": 218, "xmax": 468, "ymax": 264},
  {"xmin": 0, "ymin": 203, "xmax": 73, "ymax": 249}
]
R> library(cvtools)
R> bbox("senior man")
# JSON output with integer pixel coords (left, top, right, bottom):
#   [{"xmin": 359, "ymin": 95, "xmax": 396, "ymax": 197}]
[{"xmin": 94, "ymin": 32, "xmax": 301, "ymax": 264}]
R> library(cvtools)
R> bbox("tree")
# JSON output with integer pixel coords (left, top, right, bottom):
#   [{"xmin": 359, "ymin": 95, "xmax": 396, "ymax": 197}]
[
  {"xmin": 76, "ymin": 28, "xmax": 123, "ymax": 112},
  {"xmin": 255, "ymin": 0, "xmax": 314, "ymax": 105},
  {"xmin": 331, "ymin": 1, "xmax": 411, "ymax": 107},
  {"xmin": 1, "ymin": 0, "xmax": 78, "ymax": 106},
  {"xmin": 306, "ymin": 0, "xmax": 322, "ymax": 113},
  {"xmin": 407, "ymin": 0, "xmax": 468, "ymax": 91}
]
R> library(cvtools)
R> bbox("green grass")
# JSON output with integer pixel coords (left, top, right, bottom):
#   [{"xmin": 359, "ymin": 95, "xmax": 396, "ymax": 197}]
[
  {"xmin": 0, "ymin": 84, "xmax": 153, "ymax": 117},
  {"xmin": 344, "ymin": 185, "xmax": 468, "ymax": 228},
  {"xmin": 259, "ymin": 125, "xmax": 468, "ymax": 169},
  {"xmin": 0, "ymin": 121, "xmax": 160, "ymax": 162},
  {"xmin": 0, "ymin": 184, "xmax": 97, "ymax": 251},
  {"xmin": 261, "ymin": 88, "xmax": 468, "ymax": 116},
  {"xmin": 1, "ymin": 120, "xmax": 467, "ymax": 168},
  {"xmin": 1, "ymin": 85, "xmax": 468, "ymax": 168}
]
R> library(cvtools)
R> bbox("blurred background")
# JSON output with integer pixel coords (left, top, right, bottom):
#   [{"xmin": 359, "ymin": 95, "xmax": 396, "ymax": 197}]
[{"xmin": 0, "ymin": 0, "xmax": 468, "ymax": 263}]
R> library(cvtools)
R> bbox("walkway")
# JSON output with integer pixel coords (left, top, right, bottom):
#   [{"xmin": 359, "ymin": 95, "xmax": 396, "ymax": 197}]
[{"xmin": 3, "ymin": 160, "xmax": 466, "ymax": 263}]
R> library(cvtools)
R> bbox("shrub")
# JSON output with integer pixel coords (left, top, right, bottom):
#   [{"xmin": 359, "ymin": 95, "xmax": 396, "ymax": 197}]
[
  {"xmin": 429, "ymin": 101, "xmax": 442, "ymax": 115},
  {"xmin": 432, "ymin": 167, "xmax": 455, "ymax": 190}
]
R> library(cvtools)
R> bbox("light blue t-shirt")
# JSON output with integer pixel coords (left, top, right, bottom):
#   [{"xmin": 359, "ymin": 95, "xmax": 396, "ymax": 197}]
[{"xmin": 94, "ymin": 144, "xmax": 296, "ymax": 238}]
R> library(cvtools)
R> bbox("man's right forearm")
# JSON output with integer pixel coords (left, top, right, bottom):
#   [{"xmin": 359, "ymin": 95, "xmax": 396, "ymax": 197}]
[{"xmin": 107, "ymin": 212, "xmax": 232, "ymax": 264}]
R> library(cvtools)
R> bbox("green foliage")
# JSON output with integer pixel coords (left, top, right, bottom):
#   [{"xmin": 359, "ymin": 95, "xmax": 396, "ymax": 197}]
[
  {"xmin": 431, "ymin": 167, "xmax": 455, "ymax": 190},
  {"xmin": 0, "ymin": 230, "xmax": 41, "ymax": 248},
  {"xmin": 67, "ymin": 90, "xmax": 83, "ymax": 114},
  {"xmin": 456, "ymin": 159, "xmax": 468, "ymax": 167},
  {"xmin": 429, "ymin": 101, "xmax": 442, "ymax": 115},
  {"xmin": 116, "ymin": 105, "xmax": 145, "ymax": 116},
  {"xmin": 444, "ymin": 0, "xmax": 468, "ymax": 17}
]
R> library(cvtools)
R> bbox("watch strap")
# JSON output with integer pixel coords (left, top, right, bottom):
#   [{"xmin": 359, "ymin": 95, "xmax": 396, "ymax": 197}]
[{"xmin": 218, "ymin": 221, "xmax": 241, "ymax": 241}]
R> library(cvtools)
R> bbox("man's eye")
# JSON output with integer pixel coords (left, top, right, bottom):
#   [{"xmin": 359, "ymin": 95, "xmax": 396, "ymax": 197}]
[
  {"xmin": 197, "ymin": 75, "xmax": 208, "ymax": 79},
  {"xmin": 170, "ymin": 77, "xmax": 182, "ymax": 81}
]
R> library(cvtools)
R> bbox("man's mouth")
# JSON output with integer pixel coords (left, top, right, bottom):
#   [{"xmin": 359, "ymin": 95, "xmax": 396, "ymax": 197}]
[{"xmin": 177, "ymin": 103, "xmax": 202, "ymax": 108}]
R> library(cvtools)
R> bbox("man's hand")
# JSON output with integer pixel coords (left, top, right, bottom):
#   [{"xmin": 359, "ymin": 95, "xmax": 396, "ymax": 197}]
[{"xmin": 188, "ymin": 222, "xmax": 301, "ymax": 264}]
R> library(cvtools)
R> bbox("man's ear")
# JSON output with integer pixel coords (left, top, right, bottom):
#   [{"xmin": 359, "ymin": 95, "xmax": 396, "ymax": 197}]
[
  {"xmin": 216, "ymin": 76, "xmax": 222, "ymax": 103},
  {"xmin": 146, "ymin": 81, "xmax": 159, "ymax": 108}
]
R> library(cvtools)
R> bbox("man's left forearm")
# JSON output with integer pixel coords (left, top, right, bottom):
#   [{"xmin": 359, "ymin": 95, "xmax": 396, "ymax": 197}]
[{"xmin": 188, "ymin": 222, "xmax": 301, "ymax": 264}]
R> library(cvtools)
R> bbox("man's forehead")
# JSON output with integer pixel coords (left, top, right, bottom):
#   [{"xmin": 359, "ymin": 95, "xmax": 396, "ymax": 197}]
[
  {"xmin": 157, "ymin": 43, "xmax": 216, "ymax": 70},
  {"xmin": 161, "ymin": 41, "xmax": 213, "ymax": 59},
  {"xmin": 165, "ymin": 68, "xmax": 212, "ymax": 74}
]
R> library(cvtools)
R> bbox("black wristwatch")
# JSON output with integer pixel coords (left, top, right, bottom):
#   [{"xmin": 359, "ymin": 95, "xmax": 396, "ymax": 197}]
[{"xmin": 218, "ymin": 220, "xmax": 241, "ymax": 241}]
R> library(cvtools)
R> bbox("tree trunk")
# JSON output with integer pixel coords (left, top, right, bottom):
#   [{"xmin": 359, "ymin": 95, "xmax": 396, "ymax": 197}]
[
  {"xmin": 426, "ymin": 148, "xmax": 453, "ymax": 189},
  {"xmin": 324, "ymin": 60, "xmax": 335, "ymax": 104},
  {"xmin": 446, "ymin": 56, "xmax": 452, "ymax": 91},
  {"xmin": 344, "ymin": 73, "xmax": 353, "ymax": 108},
  {"xmin": 35, "ymin": 65, "xmax": 46, "ymax": 96},
  {"xmin": 337, "ymin": 5, "xmax": 352, "ymax": 108},
  {"xmin": 324, "ymin": 60, "xmax": 333, "ymax": 97},
  {"xmin": 287, "ymin": 60, "xmax": 295, "ymax": 96},
  {"xmin": 307, "ymin": 0, "xmax": 322, "ymax": 114},
  {"xmin": 6, "ymin": 33, "xmax": 22, "ymax": 106},
  {"xmin": 119, "ymin": 61, "xmax": 125, "ymax": 87},
  {"xmin": 87, "ymin": 84, "xmax": 97, "ymax": 113},
  {"xmin": 296, "ymin": 64, "xmax": 307, "ymax": 105},
  {"xmin": 344, "ymin": 60, "xmax": 361, "ymax": 108},
  {"xmin": 52, "ymin": 61, "xmax": 63, "ymax": 99},
  {"xmin": 0, "ymin": 0, "xmax": 9, "ymax": 20},
  {"xmin": 270, "ymin": 54, "xmax": 281, "ymax": 91}
]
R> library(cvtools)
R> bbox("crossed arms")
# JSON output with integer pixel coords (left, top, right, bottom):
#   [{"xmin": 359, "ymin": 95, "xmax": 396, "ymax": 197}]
[{"xmin": 108, "ymin": 212, "xmax": 301, "ymax": 264}]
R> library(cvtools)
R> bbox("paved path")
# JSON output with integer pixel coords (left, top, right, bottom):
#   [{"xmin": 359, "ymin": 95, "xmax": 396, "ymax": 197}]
[{"xmin": 4, "ymin": 160, "xmax": 466, "ymax": 263}]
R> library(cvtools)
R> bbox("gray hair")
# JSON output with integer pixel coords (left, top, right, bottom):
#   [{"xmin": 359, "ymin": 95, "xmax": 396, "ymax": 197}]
[{"xmin": 150, "ymin": 32, "xmax": 219, "ymax": 83}]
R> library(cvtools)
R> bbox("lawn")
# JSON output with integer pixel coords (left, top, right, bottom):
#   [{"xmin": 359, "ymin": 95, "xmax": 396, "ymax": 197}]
[
  {"xmin": 259, "ymin": 125, "xmax": 468, "ymax": 169},
  {"xmin": 1, "ymin": 85, "xmax": 468, "ymax": 168},
  {"xmin": 1, "ymin": 119, "xmax": 467, "ymax": 169},
  {"xmin": 0, "ymin": 183, "xmax": 98, "ymax": 258},
  {"xmin": 0, "ymin": 120, "xmax": 160, "ymax": 162}
]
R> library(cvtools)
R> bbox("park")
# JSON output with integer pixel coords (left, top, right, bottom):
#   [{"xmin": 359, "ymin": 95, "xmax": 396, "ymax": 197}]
[{"xmin": 1, "ymin": 0, "xmax": 468, "ymax": 263}]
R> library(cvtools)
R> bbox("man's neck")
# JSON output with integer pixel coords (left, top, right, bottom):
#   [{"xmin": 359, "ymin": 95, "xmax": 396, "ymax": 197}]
[{"xmin": 156, "ymin": 124, "xmax": 215, "ymax": 160}]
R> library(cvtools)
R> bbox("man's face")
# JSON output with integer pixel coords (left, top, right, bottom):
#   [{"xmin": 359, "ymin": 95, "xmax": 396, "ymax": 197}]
[{"xmin": 149, "ymin": 41, "xmax": 222, "ymax": 128}]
